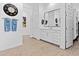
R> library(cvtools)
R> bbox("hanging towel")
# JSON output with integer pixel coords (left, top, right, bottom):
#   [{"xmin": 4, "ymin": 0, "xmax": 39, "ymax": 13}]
[
  {"xmin": 4, "ymin": 18, "xmax": 11, "ymax": 32},
  {"xmin": 12, "ymin": 19, "xmax": 17, "ymax": 31}
]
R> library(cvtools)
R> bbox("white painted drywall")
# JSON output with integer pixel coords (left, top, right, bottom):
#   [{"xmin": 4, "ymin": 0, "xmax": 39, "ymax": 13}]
[
  {"xmin": 73, "ymin": 3, "xmax": 79, "ymax": 21},
  {"xmin": 0, "ymin": 3, "xmax": 23, "ymax": 51},
  {"xmin": 22, "ymin": 3, "xmax": 33, "ymax": 35},
  {"xmin": 30, "ymin": 3, "xmax": 40, "ymax": 39}
]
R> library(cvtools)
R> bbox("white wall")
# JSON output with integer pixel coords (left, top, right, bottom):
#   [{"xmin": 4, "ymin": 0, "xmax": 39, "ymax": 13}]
[
  {"xmin": 22, "ymin": 3, "xmax": 40, "ymax": 39},
  {"xmin": 73, "ymin": 3, "xmax": 79, "ymax": 21},
  {"xmin": 23, "ymin": 3, "xmax": 33, "ymax": 35},
  {"xmin": 30, "ymin": 3, "xmax": 40, "ymax": 39},
  {"xmin": 0, "ymin": 3, "xmax": 23, "ymax": 51}
]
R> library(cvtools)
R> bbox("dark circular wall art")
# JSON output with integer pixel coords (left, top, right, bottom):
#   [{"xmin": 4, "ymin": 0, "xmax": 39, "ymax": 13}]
[{"xmin": 3, "ymin": 4, "xmax": 18, "ymax": 16}]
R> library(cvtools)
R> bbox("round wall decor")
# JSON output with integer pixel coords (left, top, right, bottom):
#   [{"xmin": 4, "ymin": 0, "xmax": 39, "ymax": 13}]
[{"xmin": 3, "ymin": 4, "xmax": 18, "ymax": 16}]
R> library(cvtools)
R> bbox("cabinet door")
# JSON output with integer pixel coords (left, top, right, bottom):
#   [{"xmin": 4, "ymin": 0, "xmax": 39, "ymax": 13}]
[
  {"xmin": 65, "ymin": 4, "xmax": 74, "ymax": 48},
  {"xmin": 46, "ymin": 30, "xmax": 60, "ymax": 45}
]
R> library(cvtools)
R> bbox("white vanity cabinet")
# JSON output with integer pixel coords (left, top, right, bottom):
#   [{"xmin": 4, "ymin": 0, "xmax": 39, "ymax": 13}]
[
  {"xmin": 39, "ymin": 3, "xmax": 77, "ymax": 49},
  {"xmin": 30, "ymin": 3, "xmax": 78, "ymax": 49}
]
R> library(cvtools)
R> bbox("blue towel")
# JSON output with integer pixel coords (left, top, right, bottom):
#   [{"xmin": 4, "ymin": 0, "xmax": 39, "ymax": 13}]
[
  {"xmin": 12, "ymin": 19, "xmax": 17, "ymax": 31},
  {"xmin": 4, "ymin": 18, "xmax": 11, "ymax": 32}
]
